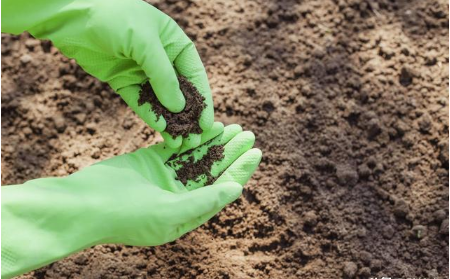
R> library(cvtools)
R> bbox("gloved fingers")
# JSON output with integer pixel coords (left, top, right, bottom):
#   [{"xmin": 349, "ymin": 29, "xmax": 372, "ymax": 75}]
[
  {"xmin": 132, "ymin": 41, "xmax": 185, "ymax": 113},
  {"xmin": 201, "ymin": 121, "xmax": 225, "ymax": 142},
  {"xmin": 181, "ymin": 130, "xmax": 255, "ymax": 190},
  {"xmin": 214, "ymin": 148, "xmax": 262, "ymax": 186},
  {"xmin": 145, "ymin": 142, "xmax": 179, "ymax": 162},
  {"xmin": 178, "ymin": 122, "xmax": 224, "ymax": 154},
  {"xmin": 210, "ymin": 131, "xmax": 256, "ymax": 177},
  {"xmin": 176, "ymin": 208, "xmax": 221, "ymax": 237},
  {"xmin": 161, "ymin": 132, "xmax": 183, "ymax": 149},
  {"xmin": 214, "ymin": 124, "xmax": 243, "ymax": 145},
  {"xmin": 191, "ymin": 123, "xmax": 244, "ymax": 157},
  {"xmin": 198, "ymin": 123, "xmax": 242, "ymax": 148},
  {"xmin": 117, "ymin": 85, "xmax": 166, "ymax": 132},
  {"xmin": 158, "ymin": 17, "xmax": 214, "ymax": 132},
  {"xmin": 173, "ymin": 181, "xmax": 242, "ymax": 225},
  {"xmin": 169, "ymin": 123, "xmax": 242, "ymax": 169},
  {"xmin": 174, "ymin": 42, "xmax": 214, "ymax": 132},
  {"xmin": 180, "ymin": 133, "xmax": 202, "ymax": 151},
  {"xmin": 165, "ymin": 124, "xmax": 249, "ymax": 191}
]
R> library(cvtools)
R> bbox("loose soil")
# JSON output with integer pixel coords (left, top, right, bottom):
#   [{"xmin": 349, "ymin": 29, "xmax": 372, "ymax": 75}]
[
  {"xmin": 138, "ymin": 76, "xmax": 205, "ymax": 138},
  {"xmin": 1, "ymin": 0, "xmax": 449, "ymax": 278},
  {"xmin": 170, "ymin": 144, "xmax": 225, "ymax": 186}
]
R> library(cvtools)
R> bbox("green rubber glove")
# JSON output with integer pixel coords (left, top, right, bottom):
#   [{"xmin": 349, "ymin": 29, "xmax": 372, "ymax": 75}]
[
  {"xmin": 1, "ymin": 123, "xmax": 262, "ymax": 278},
  {"xmin": 1, "ymin": 0, "xmax": 213, "ymax": 149}
]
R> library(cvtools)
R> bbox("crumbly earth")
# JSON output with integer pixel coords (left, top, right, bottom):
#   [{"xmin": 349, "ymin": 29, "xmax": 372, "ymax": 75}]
[
  {"xmin": 169, "ymin": 144, "xmax": 225, "ymax": 186},
  {"xmin": 1, "ymin": 0, "xmax": 449, "ymax": 278},
  {"xmin": 138, "ymin": 76, "xmax": 205, "ymax": 138}
]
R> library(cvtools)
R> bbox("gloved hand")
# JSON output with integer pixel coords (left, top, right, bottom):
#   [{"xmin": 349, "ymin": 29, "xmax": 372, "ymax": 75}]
[
  {"xmin": 1, "ymin": 0, "xmax": 213, "ymax": 149},
  {"xmin": 1, "ymin": 123, "xmax": 262, "ymax": 278}
]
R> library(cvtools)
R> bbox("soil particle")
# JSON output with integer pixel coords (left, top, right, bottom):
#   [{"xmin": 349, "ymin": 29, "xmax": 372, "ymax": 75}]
[
  {"xmin": 23, "ymin": 127, "xmax": 32, "ymax": 136},
  {"xmin": 358, "ymin": 267, "xmax": 371, "ymax": 277},
  {"xmin": 357, "ymin": 164, "xmax": 371, "ymax": 179},
  {"xmin": 356, "ymin": 228, "xmax": 367, "ymax": 238},
  {"xmin": 399, "ymin": 66, "xmax": 415, "ymax": 87},
  {"xmin": 394, "ymin": 120, "xmax": 411, "ymax": 136},
  {"xmin": 433, "ymin": 209, "xmax": 447, "ymax": 222},
  {"xmin": 262, "ymin": 101, "xmax": 275, "ymax": 113},
  {"xmin": 74, "ymin": 254, "xmax": 89, "ymax": 266},
  {"xmin": 20, "ymin": 54, "xmax": 32, "ymax": 64},
  {"xmin": 370, "ymin": 259, "xmax": 383, "ymax": 272},
  {"xmin": 418, "ymin": 112, "xmax": 433, "ymax": 133},
  {"xmin": 439, "ymin": 219, "xmax": 449, "ymax": 235},
  {"xmin": 303, "ymin": 210, "xmax": 318, "ymax": 227},
  {"xmin": 411, "ymin": 225, "xmax": 427, "ymax": 239},
  {"xmin": 358, "ymin": 250, "xmax": 372, "ymax": 265},
  {"xmin": 336, "ymin": 165, "xmax": 359, "ymax": 186},
  {"xmin": 52, "ymin": 115, "xmax": 67, "ymax": 133},
  {"xmin": 342, "ymin": 262, "xmax": 358, "ymax": 279},
  {"xmin": 382, "ymin": 225, "xmax": 395, "ymax": 240},
  {"xmin": 393, "ymin": 199, "xmax": 409, "ymax": 218},
  {"xmin": 74, "ymin": 113, "xmax": 87, "ymax": 124},
  {"xmin": 173, "ymin": 145, "xmax": 224, "ymax": 186},
  {"xmin": 138, "ymin": 76, "xmax": 205, "ymax": 138},
  {"xmin": 427, "ymin": 269, "xmax": 440, "ymax": 278},
  {"xmin": 367, "ymin": 118, "xmax": 382, "ymax": 139},
  {"xmin": 300, "ymin": 185, "xmax": 312, "ymax": 196},
  {"xmin": 366, "ymin": 157, "xmax": 377, "ymax": 169},
  {"xmin": 85, "ymin": 123, "xmax": 96, "ymax": 134},
  {"xmin": 438, "ymin": 140, "xmax": 449, "ymax": 168},
  {"xmin": 91, "ymin": 148, "xmax": 101, "ymax": 159},
  {"xmin": 424, "ymin": 51, "xmax": 438, "ymax": 66}
]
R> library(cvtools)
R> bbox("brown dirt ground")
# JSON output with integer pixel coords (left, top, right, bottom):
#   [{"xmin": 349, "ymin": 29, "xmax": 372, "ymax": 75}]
[{"xmin": 2, "ymin": 0, "xmax": 449, "ymax": 278}]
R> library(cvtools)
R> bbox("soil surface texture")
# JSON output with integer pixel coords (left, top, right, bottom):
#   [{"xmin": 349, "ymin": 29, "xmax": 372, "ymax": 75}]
[
  {"xmin": 170, "ymin": 144, "xmax": 225, "ymax": 186},
  {"xmin": 138, "ymin": 75, "xmax": 205, "ymax": 138},
  {"xmin": 1, "ymin": 0, "xmax": 449, "ymax": 278}
]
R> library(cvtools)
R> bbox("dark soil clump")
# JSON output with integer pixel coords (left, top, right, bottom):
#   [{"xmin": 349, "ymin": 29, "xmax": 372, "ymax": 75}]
[
  {"xmin": 138, "ymin": 76, "xmax": 205, "ymax": 138},
  {"xmin": 174, "ymin": 145, "xmax": 224, "ymax": 185}
]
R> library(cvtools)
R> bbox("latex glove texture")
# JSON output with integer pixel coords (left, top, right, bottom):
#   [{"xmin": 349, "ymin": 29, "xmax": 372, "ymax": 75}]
[
  {"xmin": 84, "ymin": 122, "xmax": 262, "ymax": 246},
  {"xmin": 1, "ymin": 123, "xmax": 261, "ymax": 278},
  {"xmin": 2, "ymin": 0, "xmax": 213, "ymax": 149}
]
